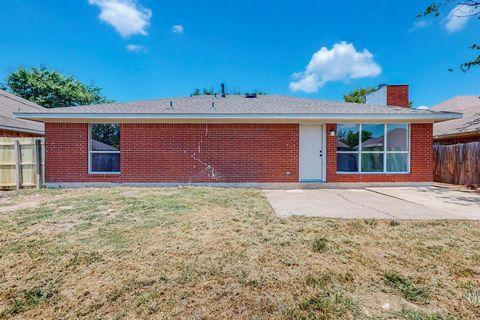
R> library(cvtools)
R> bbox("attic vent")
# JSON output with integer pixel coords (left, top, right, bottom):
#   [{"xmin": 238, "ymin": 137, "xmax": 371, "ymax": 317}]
[{"xmin": 245, "ymin": 93, "xmax": 257, "ymax": 98}]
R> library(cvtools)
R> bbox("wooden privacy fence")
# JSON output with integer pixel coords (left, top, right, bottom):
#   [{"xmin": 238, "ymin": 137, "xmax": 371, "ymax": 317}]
[
  {"xmin": 433, "ymin": 141, "xmax": 480, "ymax": 185},
  {"xmin": 0, "ymin": 138, "xmax": 44, "ymax": 190}
]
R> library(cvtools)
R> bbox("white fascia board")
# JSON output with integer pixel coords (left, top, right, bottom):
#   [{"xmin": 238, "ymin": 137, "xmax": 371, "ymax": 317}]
[
  {"xmin": 0, "ymin": 124, "xmax": 44, "ymax": 135},
  {"xmin": 14, "ymin": 112, "xmax": 462, "ymax": 122}
]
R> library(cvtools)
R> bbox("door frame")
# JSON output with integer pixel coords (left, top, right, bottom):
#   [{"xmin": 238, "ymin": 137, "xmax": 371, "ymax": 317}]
[{"xmin": 299, "ymin": 124, "xmax": 326, "ymax": 183}]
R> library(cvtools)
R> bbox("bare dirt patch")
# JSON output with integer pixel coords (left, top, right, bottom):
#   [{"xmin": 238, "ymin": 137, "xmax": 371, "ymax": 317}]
[{"xmin": 0, "ymin": 187, "xmax": 479, "ymax": 319}]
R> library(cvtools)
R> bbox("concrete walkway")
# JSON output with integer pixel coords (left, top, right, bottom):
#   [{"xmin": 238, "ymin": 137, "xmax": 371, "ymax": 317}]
[{"xmin": 264, "ymin": 187, "xmax": 480, "ymax": 220}]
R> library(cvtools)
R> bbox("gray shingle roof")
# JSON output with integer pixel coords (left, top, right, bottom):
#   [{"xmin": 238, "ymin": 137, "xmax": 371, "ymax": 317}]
[
  {"xmin": 14, "ymin": 95, "xmax": 461, "ymax": 122},
  {"xmin": 0, "ymin": 89, "xmax": 45, "ymax": 134},
  {"xmin": 15, "ymin": 95, "xmax": 447, "ymax": 114},
  {"xmin": 431, "ymin": 96, "xmax": 480, "ymax": 137}
]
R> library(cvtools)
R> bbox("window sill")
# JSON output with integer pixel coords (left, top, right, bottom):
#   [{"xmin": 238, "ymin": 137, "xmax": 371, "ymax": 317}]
[
  {"xmin": 88, "ymin": 172, "xmax": 121, "ymax": 175},
  {"xmin": 336, "ymin": 172, "xmax": 410, "ymax": 175}
]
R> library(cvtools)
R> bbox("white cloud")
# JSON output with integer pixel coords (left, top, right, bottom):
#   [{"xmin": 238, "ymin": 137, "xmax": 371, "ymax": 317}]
[
  {"xmin": 289, "ymin": 42, "xmax": 382, "ymax": 93},
  {"xmin": 415, "ymin": 105, "xmax": 429, "ymax": 110},
  {"xmin": 409, "ymin": 20, "xmax": 429, "ymax": 31},
  {"xmin": 88, "ymin": 0, "xmax": 152, "ymax": 37},
  {"xmin": 172, "ymin": 25, "xmax": 184, "ymax": 34},
  {"xmin": 126, "ymin": 44, "xmax": 147, "ymax": 53},
  {"xmin": 445, "ymin": 4, "xmax": 479, "ymax": 33}
]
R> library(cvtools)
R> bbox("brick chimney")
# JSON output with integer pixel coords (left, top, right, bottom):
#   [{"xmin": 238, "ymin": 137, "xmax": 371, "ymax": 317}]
[{"xmin": 366, "ymin": 84, "xmax": 410, "ymax": 108}]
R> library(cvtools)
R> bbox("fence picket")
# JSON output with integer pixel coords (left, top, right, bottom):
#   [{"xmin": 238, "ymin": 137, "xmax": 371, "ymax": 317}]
[
  {"xmin": 0, "ymin": 138, "xmax": 45, "ymax": 190},
  {"xmin": 433, "ymin": 142, "xmax": 480, "ymax": 185}
]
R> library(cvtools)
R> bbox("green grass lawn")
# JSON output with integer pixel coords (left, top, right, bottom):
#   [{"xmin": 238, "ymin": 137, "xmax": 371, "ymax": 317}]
[{"xmin": 0, "ymin": 187, "xmax": 479, "ymax": 319}]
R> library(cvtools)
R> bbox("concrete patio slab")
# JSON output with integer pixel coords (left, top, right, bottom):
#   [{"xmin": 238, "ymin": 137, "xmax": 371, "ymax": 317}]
[{"xmin": 264, "ymin": 187, "xmax": 480, "ymax": 220}]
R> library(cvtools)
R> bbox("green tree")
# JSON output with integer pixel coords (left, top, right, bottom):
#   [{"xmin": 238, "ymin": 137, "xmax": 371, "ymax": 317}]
[
  {"xmin": 190, "ymin": 85, "xmax": 266, "ymax": 96},
  {"xmin": 337, "ymin": 130, "xmax": 373, "ymax": 149},
  {"xmin": 343, "ymin": 87, "xmax": 376, "ymax": 104},
  {"xmin": 3, "ymin": 66, "xmax": 111, "ymax": 108},
  {"xmin": 191, "ymin": 88, "xmax": 201, "ymax": 96},
  {"xmin": 419, "ymin": 1, "xmax": 479, "ymax": 71},
  {"xmin": 92, "ymin": 124, "xmax": 120, "ymax": 150}
]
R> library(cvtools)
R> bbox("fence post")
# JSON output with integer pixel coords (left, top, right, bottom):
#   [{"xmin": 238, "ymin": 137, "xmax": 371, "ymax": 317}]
[
  {"xmin": 35, "ymin": 139, "xmax": 43, "ymax": 189},
  {"xmin": 14, "ymin": 140, "xmax": 22, "ymax": 190}
]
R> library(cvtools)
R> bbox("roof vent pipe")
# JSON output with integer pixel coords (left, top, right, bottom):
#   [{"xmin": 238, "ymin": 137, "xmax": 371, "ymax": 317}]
[
  {"xmin": 211, "ymin": 101, "xmax": 215, "ymax": 111},
  {"xmin": 167, "ymin": 100, "xmax": 174, "ymax": 110},
  {"xmin": 221, "ymin": 83, "xmax": 226, "ymax": 98}
]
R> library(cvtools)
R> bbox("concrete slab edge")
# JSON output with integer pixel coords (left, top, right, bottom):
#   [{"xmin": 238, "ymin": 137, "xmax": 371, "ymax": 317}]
[{"xmin": 45, "ymin": 182, "xmax": 432, "ymax": 190}]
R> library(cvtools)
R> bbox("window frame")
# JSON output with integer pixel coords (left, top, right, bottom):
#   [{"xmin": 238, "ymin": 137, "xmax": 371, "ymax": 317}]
[
  {"xmin": 88, "ymin": 123, "xmax": 121, "ymax": 175},
  {"xmin": 336, "ymin": 123, "xmax": 410, "ymax": 174}
]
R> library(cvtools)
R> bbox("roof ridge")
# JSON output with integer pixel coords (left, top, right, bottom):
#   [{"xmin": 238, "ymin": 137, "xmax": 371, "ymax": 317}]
[{"xmin": 61, "ymin": 94, "xmax": 396, "ymax": 109}]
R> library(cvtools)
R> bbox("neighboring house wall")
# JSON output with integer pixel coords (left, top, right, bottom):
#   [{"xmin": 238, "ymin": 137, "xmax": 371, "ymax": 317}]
[
  {"xmin": 45, "ymin": 123, "xmax": 299, "ymax": 183},
  {"xmin": 45, "ymin": 122, "xmax": 434, "ymax": 184},
  {"xmin": 326, "ymin": 123, "xmax": 433, "ymax": 183},
  {"xmin": 434, "ymin": 134, "xmax": 480, "ymax": 145},
  {"xmin": 0, "ymin": 129, "xmax": 41, "ymax": 138}
]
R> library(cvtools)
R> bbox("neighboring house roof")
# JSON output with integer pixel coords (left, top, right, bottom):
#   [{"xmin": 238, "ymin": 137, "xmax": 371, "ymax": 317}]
[
  {"xmin": 336, "ymin": 140, "xmax": 351, "ymax": 150},
  {"xmin": 14, "ymin": 95, "xmax": 461, "ymax": 122},
  {"xmin": 0, "ymin": 89, "xmax": 45, "ymax": 134},
  {"xmin": 430, "ymin": 96, "xmax": 480, "ymax": 139},
  {"xmin": 91, "ymin": 139, "xmax": 119, "ymax": 151},
  {"xmin": 358, "ymin": 127, "xmax": 408, "ymax": 150}
]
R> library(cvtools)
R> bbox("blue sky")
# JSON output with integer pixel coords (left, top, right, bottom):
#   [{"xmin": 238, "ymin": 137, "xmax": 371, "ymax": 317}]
[{"xmin": 0, "ymin": 0, "xmax": 479, "ymax": 107}]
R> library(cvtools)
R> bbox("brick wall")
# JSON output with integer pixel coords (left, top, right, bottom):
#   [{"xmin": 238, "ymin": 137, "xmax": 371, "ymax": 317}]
[
  {"xmin": 45, "ymin": 123, "xmax": 299, "ymax": 183},
  {"xmin": 326, "ymin": 123, "xmax": 433, "ymax": 182},
  {"xmin": 0, "ymin": 129, "xmax": 43, "ymax": 138},
  {"xmin": 386, "ymin": 85, "xmax": 409, "ymax": 108},
  {"xmin": 46, "ymin": 122, "xmax": 433, "ymax": 184}
]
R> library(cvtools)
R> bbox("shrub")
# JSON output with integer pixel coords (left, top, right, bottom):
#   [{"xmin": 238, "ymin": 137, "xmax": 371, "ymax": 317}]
[
  {"xmin": 312, "ymin": 237, "xmax": 328, "ymax": 253},
  {"xmin": 385, "ymin": 272, "xmax": 429, "ymax": 303},
  {"xmin": 394, "ymin": 306, "xmax": 453, "ymax": 320}
]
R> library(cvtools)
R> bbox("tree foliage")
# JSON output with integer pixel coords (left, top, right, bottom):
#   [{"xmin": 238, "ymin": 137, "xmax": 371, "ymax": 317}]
[
  {"xmin": 343, "ymin": 87, "xmax": 376, "ymax": 104},
  {"xmin": 92, "ymin": 124, "xmax": 120, "ymax": 150},
  {"xmin": 3, "ymin": 66, "xmax": 111, "ymax": 108},
  {"xmin": 337, "ymin": 130, "xmax": 373, "ymax": 149},
  {"xmin": 419, "ymin": 1, "xmax": 480, "ymax": 71},
  {"xmin": 191, "ymin": 85, "xmax": 266, "ymax": 96}
]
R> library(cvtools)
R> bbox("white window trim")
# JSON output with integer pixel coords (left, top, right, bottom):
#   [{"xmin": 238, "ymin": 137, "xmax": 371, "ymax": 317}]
[
  {"xmin": 88, "ymin": 124, "xmax": 121, "ymax": 175},
  {"xmin": 336, "ymin": 123, "xmax": 410, "ymax": 174}
]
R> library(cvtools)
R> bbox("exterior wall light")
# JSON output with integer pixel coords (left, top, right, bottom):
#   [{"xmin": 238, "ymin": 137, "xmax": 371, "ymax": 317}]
[{"xmin": 329, "ymin": 128, "xmax": 335, "ymax": 137}]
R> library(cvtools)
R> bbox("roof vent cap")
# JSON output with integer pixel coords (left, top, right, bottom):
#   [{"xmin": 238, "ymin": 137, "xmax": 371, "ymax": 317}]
[{"xmin": 245, "ymin": 93, "xmax": 257, "ymax": 98}]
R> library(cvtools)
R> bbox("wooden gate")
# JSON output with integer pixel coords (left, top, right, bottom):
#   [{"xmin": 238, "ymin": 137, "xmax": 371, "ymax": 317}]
[
  {"xmin": 433, "ymin": 141, "xmax": 480, "ymax": 185},
  {"xmin": 0, "ymin": 138, "xmax": 44, "ymax": 190}
]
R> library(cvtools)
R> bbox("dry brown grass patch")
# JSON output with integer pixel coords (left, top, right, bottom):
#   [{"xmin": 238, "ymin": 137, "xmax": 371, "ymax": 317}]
[{"xmin": 0, "ymin": 187, "xmax": 479, "ymax": 319}]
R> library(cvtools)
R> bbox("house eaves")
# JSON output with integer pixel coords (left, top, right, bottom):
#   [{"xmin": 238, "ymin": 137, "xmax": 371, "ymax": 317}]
[{"xmin": 14, "ymin": 112, "xmax": 462, "ymax": 123}]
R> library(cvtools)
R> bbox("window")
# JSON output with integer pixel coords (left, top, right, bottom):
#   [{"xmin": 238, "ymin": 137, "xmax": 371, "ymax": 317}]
[
  {"xmin": 89, "ymin": 124, "xmax": 120, "ymax": 174},
  {"xmin": 336, "ymin": 124, "xmax": 359, "ymax": 172},
  {"xmin": 361, "ymin": 124, "xmax": 385, "ymax": 172},
  {"xmin": 386, "ymin": 124, "xmax": 409, "ymax": 172},
  {"xmin": 336, "ymin": 124, "xmax": 409, "ymax": 174}
]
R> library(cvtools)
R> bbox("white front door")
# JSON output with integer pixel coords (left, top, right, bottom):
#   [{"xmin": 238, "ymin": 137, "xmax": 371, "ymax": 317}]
[{"xmin": 299, "ymin": 125, "xmax": 324, "ymax": 182}]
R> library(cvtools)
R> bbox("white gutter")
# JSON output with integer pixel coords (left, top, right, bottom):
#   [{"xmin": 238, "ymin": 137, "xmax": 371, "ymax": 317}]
[
  {"xmin": 0, "ymin": 124, "xmax": 44, "ymax": 135},
  {"xmin": 14, "ymin": 112, "xmax": 462, "ymax": 122}
]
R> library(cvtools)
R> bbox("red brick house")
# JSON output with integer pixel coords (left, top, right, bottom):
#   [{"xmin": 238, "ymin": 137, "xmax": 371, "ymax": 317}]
[
  {"xmin": 15, "ymin": 88, "xmax": 460, "ymax": 187},
  {"xmin": 0, "ymin": 89, "xmax": 45, "ymax": 137}
]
